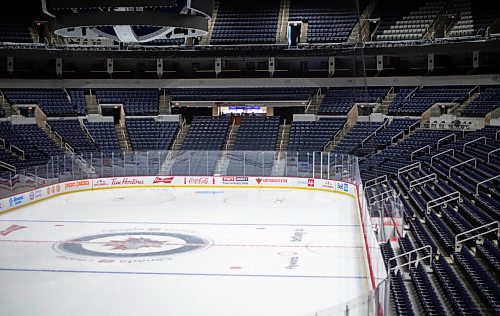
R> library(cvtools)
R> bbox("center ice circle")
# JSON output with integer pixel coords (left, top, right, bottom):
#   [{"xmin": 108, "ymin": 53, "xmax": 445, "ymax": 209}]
[{"xmin": 55, "ymin": 232, "xmax": 209, "ymax": 258}]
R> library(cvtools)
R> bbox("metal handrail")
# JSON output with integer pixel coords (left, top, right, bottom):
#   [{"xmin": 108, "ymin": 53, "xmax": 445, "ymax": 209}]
[
  {"xmin": 364, "ymin": 175, "xmax": 388, "ymax": 189},
  {"xmin": 389, "ymin": 245, "xmax": 433, "ymax": 273},
  {"xmin": 449, "ymin": 158, "xmax": 476, "ymax": 177},
  {"xmin": 0, "ymin": 137, "xmax": 5, "ymax": 149},
  {"xmin": 0, "ymin": 161, "xmax": 16, "ymax": 173},
  {"xmin": 409, "ymin": 173, "xmax": 437, "ymax": 191},
  {"xmin": 369, "ymin": 190, "xmax": 394, "ymax": 205},
  {"xmin": 463, "ymin": 136, "xmax": 486, "ymax": 153},
  {"xmin": 436, "ymin": 133, "xmax": 456, "ymax": 149},
  {"xmin": 454, "ymin": 221, "xmax": 499, "ymax": 252},
  {"xmin": 411, "ymin": 145, "xmax": 430, "ymax": 161},
  {"xmin": 397, "ymin": 162, "xmax": 421, "ymax": 177},
  {"xmin": 430, "ymin": 149, "xmax": 454, "ymax": 165},
  {"xmin": 391, "ymin": 131, "xmax": 404, "ymax": 144},
  {"xmin": 487, "ymin": 148, "xmax": 500, "ymax": 163},
  {"xmin": 10, "ymin": 145, "xmax": 25, "ymax": 160},
  {"xmin": 476, "ymin": 174, "xmax": 500, "ymax": 195},
  {"xmin": 496, "ymin": 130, "xmax": 500, "ymax": 141},
  {"xmin": 426, "ymin": 191, "xmax": 461, "ymax": 214}
]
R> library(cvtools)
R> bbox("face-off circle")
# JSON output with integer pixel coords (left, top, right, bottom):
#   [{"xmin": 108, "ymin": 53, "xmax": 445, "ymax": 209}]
[{"xmin": 55, "ymin": 232, "xmax": 210, "ymax": 258}]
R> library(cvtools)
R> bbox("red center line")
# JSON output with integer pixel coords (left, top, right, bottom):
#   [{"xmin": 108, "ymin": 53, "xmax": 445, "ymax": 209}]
[{"xmin": 0, "ymin": 239, "xmax": 362, "ymax": 249}]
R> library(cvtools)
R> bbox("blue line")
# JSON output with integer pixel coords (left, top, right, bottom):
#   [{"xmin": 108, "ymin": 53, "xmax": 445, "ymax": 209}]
[
  {"xmin": 0, "ymin": 267, "xmax": 368, "ymax": 279},
  {"xmin": 0, "ymin": 219, "xmax": 359, "ymax": 227}
]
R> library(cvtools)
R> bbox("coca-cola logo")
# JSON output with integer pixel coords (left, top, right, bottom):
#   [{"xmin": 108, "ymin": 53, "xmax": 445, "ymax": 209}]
[
  {"xmin": 186, "ymin": 177, "xmax": 210, "ymax": 185},
  {"xmin": 153, "ymin": 177, "xmax": 174, "ymax": 184}
]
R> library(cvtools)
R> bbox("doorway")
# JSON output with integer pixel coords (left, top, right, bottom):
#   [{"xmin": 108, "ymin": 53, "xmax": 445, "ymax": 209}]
[
  {"xmin": 288, "ymin": 22, "xmax": 302, "ymax": 47},
  {"xmin": 101, "ymin": 105, "xmax": 122, "ymax": 125}
]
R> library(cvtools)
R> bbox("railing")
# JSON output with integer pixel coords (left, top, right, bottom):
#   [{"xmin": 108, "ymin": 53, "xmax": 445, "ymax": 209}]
[
  {"xmin": 436, "ymin": 133, "xmax": 456, "ymax": 149},
  {"xmin": 476, "ymin": 174, "xmax": 500, "ymax": 195},
  {"xmin": 225, "ymin": 122, "xmax": 236, "ymax": 151},
  {"xmin": 391, "ymin": 131, "xmax": 404, "ymax": 144},
  {"xmin": 364, "ymin": 175, "xmax": 388, "ymax": 189},
  {"xmin": 410, "ymin": 145, "xmax": 430, "ymax": 161},
  {"xmin": 487, "ymin": 148, "xmax": 500, "ymax": 163},
  {"xmin": 409, "ymin": 173, "xmax": 437, "ymax": 191},
  {"xmin": 81, "ymin": 122, "xmax": 96, "ymax": 144},
  {"xmin": 389, "ymin": 245, "xmax": 433, "ymax": 273},
  {"xmin": 0, "ymin": 137, "xmax": 5, "ymax": 149},
  {"xmin": 405, "ymin": 86, "xmax": 419, "ymax": 101},
  {"xmin": 426, "ymin": 191, "xmax": 461, "ymax": 214},
  {"xmin": 10, "ymin": 145, "xmax": 25, "ymax": 160},
  {"xmin": 496, "ymin": 130, "xmax": 500, "ymax": 141},
  {"xmin": 454, "ymin": 221, "xmax": 499, "ymax": 252},
  {"xmin": 397, "ymin": 162, "xmax": 421, "ymax": 177},
  {"xmin": 368, "ymin": 190, "xmax": 394, "ymax": 205},
  {"xmin": 0, "ymin": 161, "xmax": 16, "ymax": 173},
  {"xmin": 448, "ymin": 158, "xmax": 476, "ymax": 177},
  {"xmin": 430, "ymin": 149, "xmax": 454, "ymax": 165},
  {"xmin": 278, "ymin": 119, "xmax": 287, "ymax": 153},
  {"xmin": 462, "ymin": 136, "xmax": 486, "ymax": 153},
  {"xmin": 468, "ymin": 85, "xmax": 480, "ymax": 100}
]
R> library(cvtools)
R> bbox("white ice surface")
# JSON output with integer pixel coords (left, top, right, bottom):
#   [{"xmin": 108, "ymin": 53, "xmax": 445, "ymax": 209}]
[{"xmin": 0, "ymin": 187, "xmax": 368, "ymax": 316}]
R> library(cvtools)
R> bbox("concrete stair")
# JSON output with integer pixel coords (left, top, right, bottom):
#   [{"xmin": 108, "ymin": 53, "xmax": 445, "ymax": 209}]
[
  {"xmin": 374, "ymin": 92, "xmax": 396, "ymax": 114},
  {"xmin": 86, "ymin": 93, "xmax": 100, "ymax": 115},
  {"xmin": 159, "ymin": 93, "xmax": 171, "ymax": 115},
  {"xmin": 325, "ymin": 121, "xmax": 353, "ymax": 152},
  {"xmin": 305, "ymin": 90, "xmax": 325, "ymax": 115},
  {"xmin": 0, "ymin": 94, "xmax": 18, "ymax": 117},
  {"xmin": 272, "ymin": 124, "xmax": 290, "ymax": 176},
  {"xmin": 277, "ymin": 0, "xmax": 290, "ymax": 43},
  {"xmin": 115, "ymin": 125, "xmax": 132, "ymax": 152},
  {"xmin": 200, "ymin": 0, "xmax": 220, "ymax": 45},
  {"xmin": 451, "ymin": 91, "xmax": 480, "ymax": 116},
  {"xmin": 171, "ymin": 123, "xmax": 189, "ymax": 150},
  {"xmin": 224, "ymin": 124, "xmax": 239, "ymax": 151}
]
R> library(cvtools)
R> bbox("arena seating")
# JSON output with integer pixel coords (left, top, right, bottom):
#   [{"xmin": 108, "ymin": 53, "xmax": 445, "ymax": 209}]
[
  {"xmin": 47, "ymin": 120, "xmax": 98, "ymax": 155},
  {"xmin": 372, "ymin": 0, "xmax": 445, "ymax": 41},
  {"xmin": 169, "ymin": 87, "xmax": 317, "ymax": 102},
  {"xmin": 68, "ymin": 89, "xmax": 88, "ymax": 116},
  {"xmin": 233, "ymin": 116, "xmax": 280, "ymax": 151},
  {"xmin": 387, "ymin": 86, "xmax": 471, "ymax": 116},
  {"xmin": 126, "ymin": 118, "xmax": 179, "ymax": 151},
  {"xmin": 0, "ymin": 122, "xmax": 63, "ymax": 169},
  {"xmin": 390, "ymin": 270, "xmax": 415, "ymax": 316},
  {"xmin": 83, "ymin": 121, "xmax": 121, "ymax": 154},
  {"xmin": 288, "ymin": 118, "xmax": 345, "ymax": 152},
  {"xmin": 355, "ymin": 118, "xmax": 420, "ymax": 157},
  {"xmin": 3, "ymin": 89, "xmax": 81, "ymax": 117},
  {"xmin": 0, "ymin": 20, "xmax": 33, "ymax": 43},
  {"xmin": 461, "ymin": 86, "xmax": 500, "ymax": 117},
  {"xmin": 95, "ymin": 89, "xmax": 159, "ymax": 116},
  {"xmin": 454, "ymin": 247, "xmax": 500, "ymax": 313},
  {"xmin": 318, "ymin": 87, "xmax": 388, "ymax": 115},
  {"xmin": 210, "ymin": 0, "xmax": 280, "ymax": 45},
  {"xmin": 182, "ymin": 116, "xmax": 230, "ymax": 151},
  {"xmin": 288, "ymin": 0, "xmax": 365, "ymax": 43},
  {"xmin": 333, "ymin": 121, "xmax": 385, "ymax": 155}
]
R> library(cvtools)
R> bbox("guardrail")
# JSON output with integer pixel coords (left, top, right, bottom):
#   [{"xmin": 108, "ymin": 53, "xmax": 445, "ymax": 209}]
[
  {"xmin": 436, "ymin": 133, "xmax": 456, "ymax": 149},
  {"xmin": 476, "ymin": 174, "xmax": 500, "ymax": 195},
  {"xmin": 487, "ymin": 148, "xmax": 500, "ymax": 163},
  {"xmin": 454, "ymin": 221, "xmax": 499, "ymax": 252},
  {"xmin": 410, "ymin": 145, "xmax": 430, "ymax": 161},
  {"xmin": 397, "ymin": 162, "xmax": 421, "ymax": 177},
  {"xmin": 426, "ymin": 191, "xmax": 461, "ymax": 215},
  {"xmin": 409, "ymin": 173, "xmax": 437, "ymax": 191},
  {"xmin": 462, "ymin": 136, "xmax": 486, "ymax": 153},
  {"xmin": 430, "ymin": 149, "xmax": 454, "ymax": 165},
  {"xmin": 448, "ymin": 158, "xmax": 476, "ymax": 177},
  {"xmin": 389, "ymin": 245, "xmax": 433, "ymax": 274},
  {"xmin": 0, "ymin": 161, "xmax": 16, "ymax": 173}
]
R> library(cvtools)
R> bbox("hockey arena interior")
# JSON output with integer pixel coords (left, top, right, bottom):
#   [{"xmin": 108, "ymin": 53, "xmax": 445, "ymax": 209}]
[{"xmin": 0, "ymin": 0, "xmax": 499, "ymax": 315}]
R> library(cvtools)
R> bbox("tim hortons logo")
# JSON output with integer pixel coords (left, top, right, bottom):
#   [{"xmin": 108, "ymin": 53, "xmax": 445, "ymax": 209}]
[
  {"xmin": 153, "ymin": 177, "xmax": 174, "ymax": 184},
  {"xmin": 111, "ymin": 178, "xmax": 144, "ymax": 186},
  {"xmin": 185, "ymin": 177, "xmax": 210, "ymax": 184}
]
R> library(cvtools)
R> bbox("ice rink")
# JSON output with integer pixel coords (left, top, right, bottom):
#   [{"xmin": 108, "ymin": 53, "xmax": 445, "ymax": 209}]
[{"xmin": 0, "ymin": 187, "xmax": 368, "ymax": 316}]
